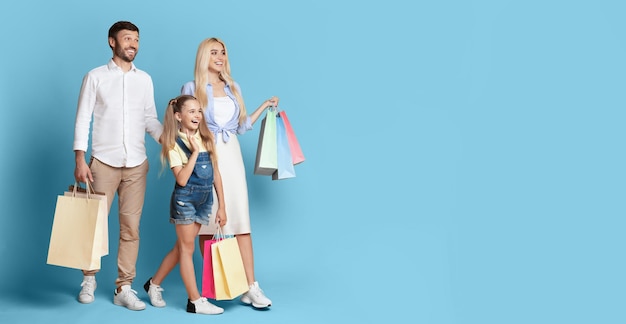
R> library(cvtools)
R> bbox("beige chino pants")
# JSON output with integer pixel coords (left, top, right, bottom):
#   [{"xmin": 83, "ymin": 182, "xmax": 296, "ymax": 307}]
[{"xmin": 82, "ymin": 158, "xmax": 148, "ymax": 288}]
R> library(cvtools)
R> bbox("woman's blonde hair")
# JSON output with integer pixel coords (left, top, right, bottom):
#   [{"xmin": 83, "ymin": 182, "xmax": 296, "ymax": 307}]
[
  {"xmin": 159, "ymin": 95, "xmax": 217, "ymax": 171},
  {"xmin": 193, "ymin": 37, "xmax": 247, "ymax": 125}
]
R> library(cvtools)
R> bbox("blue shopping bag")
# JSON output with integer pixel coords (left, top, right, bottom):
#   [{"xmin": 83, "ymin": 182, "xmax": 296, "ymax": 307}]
[{"xmin": 272, "ymin": 112, "xmax": 296, "ymax": 180}]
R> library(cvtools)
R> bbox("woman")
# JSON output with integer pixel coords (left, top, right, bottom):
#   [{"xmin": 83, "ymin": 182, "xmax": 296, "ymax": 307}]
[{"xmin": 181, "ymin": 37, "xmax": 277, "ymax": 309}]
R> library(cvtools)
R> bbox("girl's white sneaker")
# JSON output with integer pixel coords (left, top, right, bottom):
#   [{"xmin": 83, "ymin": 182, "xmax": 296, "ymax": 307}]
[{"xmin": 187, "ymin": 297, "xmax": 224, "ymax": 315}]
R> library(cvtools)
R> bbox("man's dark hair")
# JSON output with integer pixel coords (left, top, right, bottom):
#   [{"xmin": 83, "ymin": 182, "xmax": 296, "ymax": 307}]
[{"xmin": 108, "ymin": 21, "xmax": 139, "ymax": 39}]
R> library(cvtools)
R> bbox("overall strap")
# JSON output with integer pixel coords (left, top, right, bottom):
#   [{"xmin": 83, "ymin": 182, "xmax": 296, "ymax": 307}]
[{"xmin": 175, "ymin": 137, "xmax": 192, "ymax": 158}]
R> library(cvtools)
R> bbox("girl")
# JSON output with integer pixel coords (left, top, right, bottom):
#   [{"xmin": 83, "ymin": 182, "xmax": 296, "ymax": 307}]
[
  {"xmin": 144, "ymin": 95, "xmax": 226, "ymax": 315},
  {"xmin": 181, "ymin": 37, "xmax": 277, "ymax": 308}
]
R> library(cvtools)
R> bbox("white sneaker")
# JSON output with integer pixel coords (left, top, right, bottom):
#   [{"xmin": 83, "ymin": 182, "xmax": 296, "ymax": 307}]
[
  {"xmin": 240, "ymin": 282, "xmax": 272, "ymax": 308},
  {"xmin": 78, "ymin": 276, "xmax": 96, "ymax": 304},
  {"xmin": 113, "ymin": 285, "xmax": 146, "ymax": 311},
  {"xmin": 143, "ymin": 278, "xmax": 166, "ymax": 307},
  {"xmin": 186, "ymin": 298, "xmax": 224, "ymax": 315}
]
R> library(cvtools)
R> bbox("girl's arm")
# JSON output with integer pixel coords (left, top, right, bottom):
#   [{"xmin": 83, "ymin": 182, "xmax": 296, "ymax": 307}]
[
  {"xmin": 212, "ymin": 163, "xmax": 227, "ymax": 226},
  {"xmin": 171, "ymin": 131, "xmax": 199, "ymax": 187},
  {"xmin": 248, "ymin": 96, "xmax": 279, "ymax": 125},
  {"xmin": 171, "ymin": 151, "xmax": 198, "ymax": 187}
]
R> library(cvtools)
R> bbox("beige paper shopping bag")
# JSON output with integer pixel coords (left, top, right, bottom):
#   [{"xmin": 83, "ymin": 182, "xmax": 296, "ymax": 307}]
[
  {"xmin": 211, "ymin": 237, "xmax": 249, "ymax": 300},
  {"xmin": 65, "ymin": 185, "xmax": 108, "ymax": 256},
  {"xmin": 47, "ymin": 185, "xmax": 108, "ymax": 270}
]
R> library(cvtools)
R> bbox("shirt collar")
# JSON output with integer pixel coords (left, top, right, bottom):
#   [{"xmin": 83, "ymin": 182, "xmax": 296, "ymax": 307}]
[
  {"xmin": 177, "ymin": 130, "xmax": 200, "ymax": 140},
  {"xmin": 107, "ymin": 59, "xmax": 137, "ymax": 72},
  {"xmin": 207, "ymin": 82, "xmax": 232, "ymax": 91}
]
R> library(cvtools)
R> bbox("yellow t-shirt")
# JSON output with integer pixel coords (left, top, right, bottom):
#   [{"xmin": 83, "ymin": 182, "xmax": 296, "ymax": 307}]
[{"xmin": 168, "ymin": 130, "xmax": 208, "ymax": 168}]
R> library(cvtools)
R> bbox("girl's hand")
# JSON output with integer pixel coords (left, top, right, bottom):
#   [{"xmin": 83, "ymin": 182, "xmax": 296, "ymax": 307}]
[
  {"xmin": 186, "ymin": 130, "xmax": 198, "ymax": 153},
  {"xmin": 215, "ymin": 208, "xmax": 227, "ymax": 227}
]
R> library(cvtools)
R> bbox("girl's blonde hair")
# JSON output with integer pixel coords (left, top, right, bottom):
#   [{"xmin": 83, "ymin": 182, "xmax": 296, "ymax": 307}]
[
  {"xmin": 159, "ymin": 95, "xmax": 217, "ymax": 171},
  {"xmin": 193, "ymin": 37, "xmax": 247, "ymax": 126}
]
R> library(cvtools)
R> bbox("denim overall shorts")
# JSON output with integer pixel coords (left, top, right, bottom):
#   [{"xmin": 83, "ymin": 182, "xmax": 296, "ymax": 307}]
[{"xmin": 170, "ymin": 137, "xmax": 214, "ymax": 225}]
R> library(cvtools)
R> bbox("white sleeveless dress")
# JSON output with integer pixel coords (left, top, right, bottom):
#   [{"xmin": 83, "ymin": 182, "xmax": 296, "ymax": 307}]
[{"xmin": 198, "ymin": 96, "xmax": 251, "ymax": 235}]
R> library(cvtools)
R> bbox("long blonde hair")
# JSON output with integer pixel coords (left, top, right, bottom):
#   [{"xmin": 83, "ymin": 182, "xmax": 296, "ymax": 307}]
[
  {"xmin": 159, "ymin": 95, "xmax": 217, "ymax": 170},
  {"xmin": 193, "ymin": 37, "xmax": 247, "ymax": 125}
]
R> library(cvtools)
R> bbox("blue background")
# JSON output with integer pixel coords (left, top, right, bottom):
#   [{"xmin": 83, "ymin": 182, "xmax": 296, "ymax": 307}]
[{"xmin": 1, "ymin": 0, "xmax": 624, "ymax": 323}]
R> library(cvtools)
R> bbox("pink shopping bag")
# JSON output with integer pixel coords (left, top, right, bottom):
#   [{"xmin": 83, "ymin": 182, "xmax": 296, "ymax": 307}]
[
  {"xmin": 278, "ymin": 110, "xmax": 305, "ymax": 165},
  {"xmin": 201, "ymin": 238, "xmax": 218, "ymax": 299}
]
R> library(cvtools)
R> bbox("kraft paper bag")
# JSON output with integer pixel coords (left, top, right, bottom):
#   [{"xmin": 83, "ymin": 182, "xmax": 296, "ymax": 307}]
[
  {"xmin": 47, "ymin": 184, "xmax": 108, "ymax": 270},
  {"xmin": 278, "ymin": 110, "xmax": 305, "ymax": 165},
  {"xmin": 272, "ymin": 113, "xmax": 296, "ymax": 180},
  {"xmin": 254, "ymin": 108, "xmax": 278, "ymax": 175},
  {"xmin": 201, "ymin": 238, "xmax": 218, "ymax": 299},
  {"xmin": 211, "ymin": 237, "xmax": 249, "ymax": 300},
  {"xmin": 65, "ymin": 185, "xmax": 108, "ymax": 256}
]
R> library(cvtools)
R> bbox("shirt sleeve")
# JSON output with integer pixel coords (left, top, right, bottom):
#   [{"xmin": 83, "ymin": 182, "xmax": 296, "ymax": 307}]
[
  {"xmin": 73, "ymin": 72, "xmax": 96, "ymax": 152},
  {"xmin": 237, "ymin": 116, "xmax": 253, "ymax": 134},
  {"xmin": 144, "ymin": 76, "xmax": 163, "ymax": 142},
  {"xmin": 181, "ymin": 81, "xmax": 195, "ymax": 95},
  {"xmin": 168, "ymin": 146, "xmax": 185, "ymax": 169},
  {"xmin": 233, "ymin": 82, "xmax": 253, "ymax": 134}
]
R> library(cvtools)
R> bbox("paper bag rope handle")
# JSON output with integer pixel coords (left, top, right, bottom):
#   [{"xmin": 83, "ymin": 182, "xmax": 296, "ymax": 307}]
[{"xmin": 68, "ymin": 182, "xmax": 105, "ymax": 198}]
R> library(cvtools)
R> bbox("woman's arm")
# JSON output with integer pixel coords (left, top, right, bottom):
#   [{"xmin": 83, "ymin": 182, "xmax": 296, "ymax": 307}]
[{"xmin": 249, "ymin": 96, "xmax": 279, "ymax": 125}]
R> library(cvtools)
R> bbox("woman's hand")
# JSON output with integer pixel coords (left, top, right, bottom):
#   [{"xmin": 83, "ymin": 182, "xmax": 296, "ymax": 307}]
[
  {"xmin": 250, "ymin": 95, "xmax": 281, "ymax": 125},
  {"xmin": 265, "ymin": 96, "xmax": 279, "ymax": 109}
]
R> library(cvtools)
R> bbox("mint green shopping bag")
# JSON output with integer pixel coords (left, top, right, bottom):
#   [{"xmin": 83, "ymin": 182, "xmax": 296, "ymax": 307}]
[{"xmin": 254, "ymin": 108, "xmax": 278, "ymax": 175}]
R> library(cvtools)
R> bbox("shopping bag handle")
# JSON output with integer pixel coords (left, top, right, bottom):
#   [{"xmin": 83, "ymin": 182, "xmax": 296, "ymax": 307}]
[
  {"xmin": 68, "ymin": 182, "xmax": 104, "ymax": 198},
  {"xmin": 213, "ymin": 226, "xmax": 235, "ymax": 242},
  {"xmin": 214, "ymin": 226, "xmax": 226, "ymax": 241}
]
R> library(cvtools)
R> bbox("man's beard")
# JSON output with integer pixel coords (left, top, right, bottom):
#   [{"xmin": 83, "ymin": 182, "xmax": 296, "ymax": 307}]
[{"xmin": 115, "ymin": 46, "xmax": 137, "ymax": 62}]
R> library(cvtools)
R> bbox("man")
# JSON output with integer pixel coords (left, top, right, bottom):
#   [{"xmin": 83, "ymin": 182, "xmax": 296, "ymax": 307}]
[{"xmin": 73, "ymin": 21, "xmax": 162, "ymax": 311}]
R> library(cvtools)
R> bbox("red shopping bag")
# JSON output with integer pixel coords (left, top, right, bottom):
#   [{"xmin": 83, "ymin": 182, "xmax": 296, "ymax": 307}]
[
  {"xmin": 201, "ymin": 238, "xmax": 218, "ymax": 299},
  {"xmin": 278, "ymin": 110, "xmax": 305, "ymax": 165}
]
